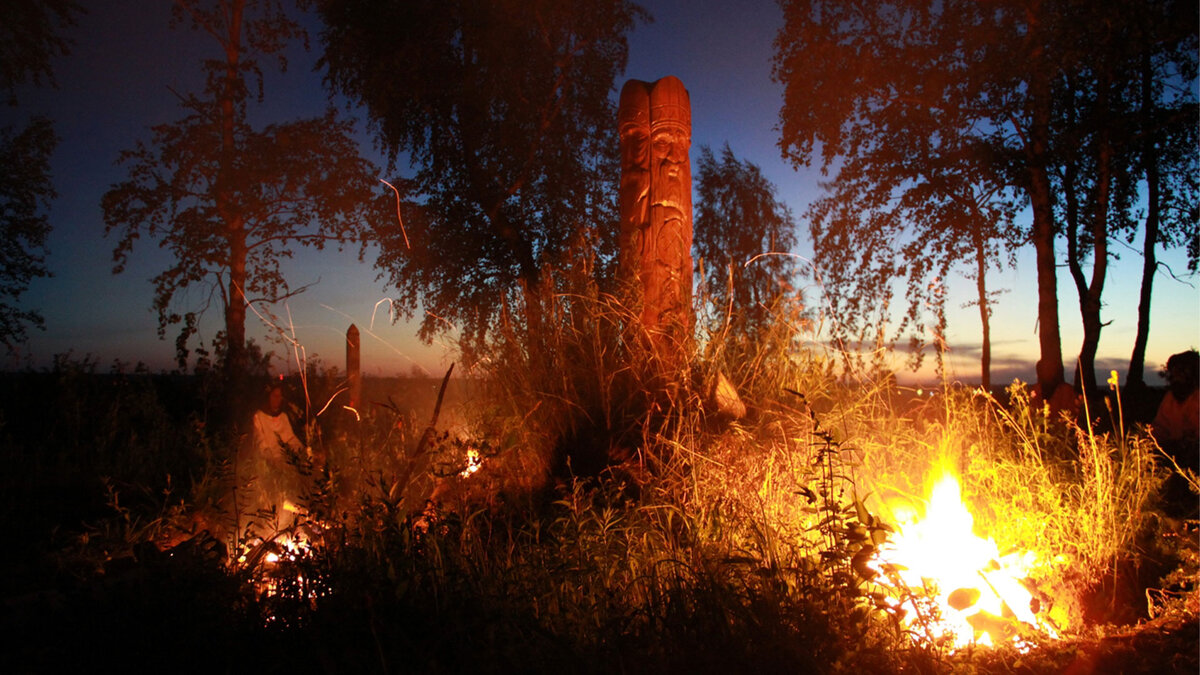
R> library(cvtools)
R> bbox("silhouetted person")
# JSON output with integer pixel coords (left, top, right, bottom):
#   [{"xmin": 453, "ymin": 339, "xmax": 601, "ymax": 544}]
[
  {"xmin": 1151, "ymin": 350, "xmax": 1198, "ymax": 517},
  {"xmin": 1153, "ymin": 350, "xmax": 1199, "ymax": 460}
]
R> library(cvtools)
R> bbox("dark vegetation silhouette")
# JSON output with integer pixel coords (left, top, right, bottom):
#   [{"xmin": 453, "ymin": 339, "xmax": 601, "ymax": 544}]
[
  {"xmin": 0, "ymin": 0, "xmax": 82, "ymax": 352},
  {"xmin": 694, "ymin": 143, "xmax": 799, "ymax": 343},
  {"xmin": 773, "ymin": 0, "xmax": 1198, "ymax": 394},
  {"xmin": 102, "ymin": 0, "xmax": 385, "ymax": 381},
  {"xmin": 312, "ymin": 0, "xmax": 648, "ymax": 358},
  {"xmin": 0, "ymin": 0, "xmax": 80, "ymax": 104},
  {"xmin": 0, "ymin": 1, "xmax": 1196, "ymax": 672}
]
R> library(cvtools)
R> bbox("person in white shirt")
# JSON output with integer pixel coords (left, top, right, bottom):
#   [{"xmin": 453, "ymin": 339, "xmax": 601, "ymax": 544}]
[
  {"xmin": 253, "ymin": 383, "xmax": 303, "ymax": 457},
  {"xmin": 244, "ymin": 382, "xmax": 306, "ymax": 531}
]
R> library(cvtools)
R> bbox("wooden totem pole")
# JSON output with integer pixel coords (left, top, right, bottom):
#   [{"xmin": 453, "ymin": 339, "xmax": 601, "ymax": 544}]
[
  {"xmin": 618, "ymin": 76, "xmax": 694, "ymax": 363},
  {"xmin": 346, "ymin": 323, "xmax": 361, "ymax": 410}
]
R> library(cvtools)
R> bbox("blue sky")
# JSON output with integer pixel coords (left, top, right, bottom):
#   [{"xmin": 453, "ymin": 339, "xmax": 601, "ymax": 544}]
[{"xmin": 5, "ymin": 0, "xmax": 1197, "ymax": 384}]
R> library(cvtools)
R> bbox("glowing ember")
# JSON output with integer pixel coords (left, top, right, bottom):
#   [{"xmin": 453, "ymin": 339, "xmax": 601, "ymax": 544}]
[
  {"xmin": 872, "ymin": 461, "xmax": 1058, "ymax": 650},
  {"xmin": 235, "ymin": 531, "xmax": 313, "ymax": 589},
  {"xmin": 460, "ymin": 447, "xmax": 482, "ymax": 477},
  {"xmin": 241, "ymin": 530, "xmax": 325, "ymax": 624}
]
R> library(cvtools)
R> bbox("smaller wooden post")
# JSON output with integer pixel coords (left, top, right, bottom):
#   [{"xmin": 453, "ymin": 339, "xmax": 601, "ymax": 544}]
[{"xmin": 346, "ymin": 323, "xmax": 361, "ymax": 410}]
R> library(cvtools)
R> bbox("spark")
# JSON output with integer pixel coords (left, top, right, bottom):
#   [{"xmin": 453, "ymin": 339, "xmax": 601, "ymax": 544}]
[
  {"xmin": 380, "ymin": 178, "xmax": 411, "ymax": 249},
  {"xmin": 314, "ymin": 386, "xmax": 349, "ymax": 417},
  {"xmin": 319, "ymin": 302, "xmax": 430, "ymax": 374},
  {"xmin": 370, "ymin": 297, "xmax": 397, "ymax": 331},
  {"xmin": 425, "ymin": 310, "xmax": 456, "ymax": 332}
]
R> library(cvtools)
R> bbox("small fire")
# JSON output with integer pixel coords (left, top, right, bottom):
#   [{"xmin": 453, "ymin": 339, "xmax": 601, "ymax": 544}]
[
  {"xmin": 872, "ymin": 461, "xmax": 1059, "ymax": 650},
  {"xmin": 263, "ymin": 532, "xmax": 308, "ymax": 565},
  {"xmin": 235, "ymin": 530, "xmax": 313, "ymax": 591},
  {"xmin": 460, "ymin": 447, "xmax": 482, "ymax": 477},
  {"xmin": 235, "ymin": 528, "xmax": 325, "ymax": 625}
]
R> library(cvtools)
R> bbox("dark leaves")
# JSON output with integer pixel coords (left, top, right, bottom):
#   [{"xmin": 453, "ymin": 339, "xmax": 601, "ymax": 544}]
[
  {"xmin": 775, "ymin": 0, "xmax": 1198, "ymax": 380},
  {"xmin": 0, "ymin": 0, "xmax": 82, "ymax": 105},
  {"xmin": 0, "ymin": 117, "xmax": 57, "ymax": 349},
  {"xmin": 694, "ymin": 143, "xmax": 800, "ymax": 341},
  {"xmin": 102, "ymin": 1, "xmax": 385, "ymax": 367},
  {"xmin": 313, "ymin": 0, "xmax": 645, "ymax": 352}
]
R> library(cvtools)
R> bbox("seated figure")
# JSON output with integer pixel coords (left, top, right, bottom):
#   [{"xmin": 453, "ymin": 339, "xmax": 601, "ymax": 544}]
[
  {"xmin": 244, "ymin": 383, "xmax": 306, "ymax": 531},
  {"xmin": 1153, "ymin": 350, "xmax": 1199, "ymax": 455}
]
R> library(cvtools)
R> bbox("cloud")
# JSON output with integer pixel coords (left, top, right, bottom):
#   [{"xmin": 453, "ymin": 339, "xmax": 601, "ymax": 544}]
[{"xmin": 792, "ymin": 337, "xmax": 1170, "ymax": 387}]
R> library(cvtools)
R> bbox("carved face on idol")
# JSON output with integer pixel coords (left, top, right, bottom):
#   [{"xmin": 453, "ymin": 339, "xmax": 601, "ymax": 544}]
[
  {"xmin": 618, "ymin": 81, "xmax": 651, "ymax": 232},
  {"xmin": 620, "ymin": 123, "xmax": 650, "ymax": 213},
  {"xmin": 621, "ymin": 119, "xmax": 650, "ymax": 172},
  {"xmin": 650, "ymin": 124, "xmax": 689, "ymax": 224}
]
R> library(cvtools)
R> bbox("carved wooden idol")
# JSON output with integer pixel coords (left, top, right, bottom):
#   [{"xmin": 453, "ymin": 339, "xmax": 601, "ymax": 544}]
[
  {"xmin": 617, "ymin": 76, "xmax": 693, "ymax": 352},
  {"xmin": 618, "ymin": 80, "xmax": 651, "ymax": 285}
]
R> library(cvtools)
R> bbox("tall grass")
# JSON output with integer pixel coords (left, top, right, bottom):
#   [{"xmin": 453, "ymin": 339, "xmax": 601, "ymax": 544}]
[
  {"xmin": 5, "ymin": 275, "xmax": 1191, "ymax": 671},
  {"xmin": 444, "ymin": 262, "xmax": 1181, "ymax": 651}
]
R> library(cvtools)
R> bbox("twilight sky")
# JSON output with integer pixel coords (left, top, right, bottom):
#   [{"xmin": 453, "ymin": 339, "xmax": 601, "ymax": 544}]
[{"xmin": 4, "ymin": 0, "xmax": 1197, "ymax": 383}]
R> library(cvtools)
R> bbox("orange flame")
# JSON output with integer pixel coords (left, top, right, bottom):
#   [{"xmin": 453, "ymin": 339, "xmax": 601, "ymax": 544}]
[
  {"xmin": 460, "ymin": 447, "xmax": 482, "ymax": 477},
  {"xmin": 872, "ymin": 460, "xmax": 1059, "ymax": 649}
]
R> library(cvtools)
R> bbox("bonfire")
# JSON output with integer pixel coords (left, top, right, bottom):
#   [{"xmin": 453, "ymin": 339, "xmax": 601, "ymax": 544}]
[{"xmin": 869, "ymin": 459, "xmax": 1064, "ymax": 651}]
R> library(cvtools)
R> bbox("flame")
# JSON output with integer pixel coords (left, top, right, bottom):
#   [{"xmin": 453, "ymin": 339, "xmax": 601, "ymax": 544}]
[
  {"xmin": 239, "ymin": 530, "xmax": 322, "ymax": 620},
  {"xmin": 872, "ymin": 460, "xmax": 1058, "ymax": 650},
  {"xmin": 460, "ymin": 447, "xmax": 482, "ymax": 477}
]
